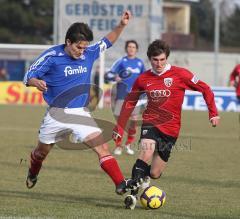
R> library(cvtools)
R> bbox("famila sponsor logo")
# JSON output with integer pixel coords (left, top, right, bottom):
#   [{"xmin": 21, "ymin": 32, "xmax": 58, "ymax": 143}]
[{"xmin": 64, "ymin": 66, "xmax": 87, "ymax": 77}]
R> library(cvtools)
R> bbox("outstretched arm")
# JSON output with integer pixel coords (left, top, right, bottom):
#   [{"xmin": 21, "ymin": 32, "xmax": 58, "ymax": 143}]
[
  {"xmin": 183, "ymin": 70, "xmax": 220, "ymax": 127},
  {"xmin": 112, "ymin": 77, "xmax": 142, "ymax": 143},
  {"xmin": 106, "ymin": 10, "xmax": 132, "ymax": 44}
]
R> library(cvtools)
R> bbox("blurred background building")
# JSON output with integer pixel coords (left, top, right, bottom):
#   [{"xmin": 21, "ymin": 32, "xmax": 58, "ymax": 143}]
[{"xmin": 0, "ymin": 0, "xmax": 240, "ymax": 86}]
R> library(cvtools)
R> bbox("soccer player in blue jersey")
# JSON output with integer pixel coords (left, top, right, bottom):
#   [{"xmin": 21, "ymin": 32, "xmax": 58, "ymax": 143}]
[
  {"xmin": 23, "ymin": 11, "xmax": 136, "ymax": 195},
  {"xmin": 105, "ymin": 40, "xmax": 145, "ymax": 155}
]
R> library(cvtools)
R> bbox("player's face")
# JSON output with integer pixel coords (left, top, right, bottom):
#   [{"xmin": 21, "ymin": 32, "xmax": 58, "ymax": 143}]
[
  {"xmin": 65, "ymin": 40, "xmax": 89, "ymax": 59},
  {"xmin": 126, "ymin": 43, "xmax": 137, "ymax": 58},
  {"xmin": 150, "ymin": 53, "xmax": 167, "ymax": 74}
]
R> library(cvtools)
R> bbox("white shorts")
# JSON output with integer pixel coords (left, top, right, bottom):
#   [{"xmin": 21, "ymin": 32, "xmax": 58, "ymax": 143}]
[
  {"xmin": 39, "ymin": 107, "xmax": 102, "ymax": 144},
  {"xmin": 113, "ymin": 99, "xmax": 146, "ymax": 116}
]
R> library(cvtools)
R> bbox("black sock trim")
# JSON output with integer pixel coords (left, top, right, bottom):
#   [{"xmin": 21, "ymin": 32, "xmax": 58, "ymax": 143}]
[{"xmin": 136, "ymin": 159, "xmax": 148, "ymax": 169}]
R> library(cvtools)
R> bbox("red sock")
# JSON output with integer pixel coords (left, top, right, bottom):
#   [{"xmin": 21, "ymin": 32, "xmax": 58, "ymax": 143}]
[
  {"xmin": 100, "ymin": 155, "xmax": 124, "ymax": 186},
  {"xmin": 29, "ymin": 150, "xmax": 44, "ymax": 176},
  {"xmin": 115, "ymin": 138, "xmax": 122, "ymax": 148},
  {"xmin": 126, "ymin": 126, "xmax": 136, "ymax": 145}
]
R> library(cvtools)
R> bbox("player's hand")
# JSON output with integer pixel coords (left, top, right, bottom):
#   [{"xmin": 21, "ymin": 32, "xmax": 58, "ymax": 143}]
[
  {"xmin": 210, "ymin": 116, "xmax": 220, "ymax": 127},
  {"xmin": 28, "ymin": 78, "xmax": 47, "ymax": 92},
  {"xmin": 120, "ymin": 10, "xmax": 132, "ymax": 26},
  {"xmin": 112, "ymin": 125, "xmax": 124, "ymax": 144}
]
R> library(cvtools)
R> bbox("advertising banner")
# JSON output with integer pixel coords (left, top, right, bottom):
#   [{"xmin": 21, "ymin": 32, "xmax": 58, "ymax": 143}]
[
  {"xmin": 0, "ymin": 82, "xmax": 239, "ymax": 112},
  {"xmin": 183, "ymin": 87, "xmax": 239, "ymax": 112},
  {"xmin": 0, "ymin": 82, "xmax": 46, "ymax": 105}
]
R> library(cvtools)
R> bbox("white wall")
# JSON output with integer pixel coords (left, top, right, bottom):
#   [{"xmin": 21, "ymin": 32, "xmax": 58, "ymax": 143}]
[{"xmin": 168, "ymin": 51, "xmax": 240, "ymax": 86}]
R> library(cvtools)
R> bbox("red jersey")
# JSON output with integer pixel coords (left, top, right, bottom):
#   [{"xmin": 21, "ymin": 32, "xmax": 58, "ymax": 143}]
[
  {"xmin": 229, "ymin": 64, "xmax": 240, "ymax": 96},
  {"xmin": 117, "ymin": 65, "xmax": 219, "ymax": 138}
]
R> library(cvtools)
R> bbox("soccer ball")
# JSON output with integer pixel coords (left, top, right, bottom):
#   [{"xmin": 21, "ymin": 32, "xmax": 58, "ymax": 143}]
[{"xmin": 140, "ymin": 186, "xmax": 166, "ymax": 209}]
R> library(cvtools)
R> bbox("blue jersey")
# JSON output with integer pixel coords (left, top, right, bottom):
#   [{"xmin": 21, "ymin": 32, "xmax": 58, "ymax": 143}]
[
  {"xmin": 107, "ymin": 56, "xmax": 145, "ymax": 99},
  {"xmin": 24, "ymin": 38, "xmax": 112, "ymax": 108}
]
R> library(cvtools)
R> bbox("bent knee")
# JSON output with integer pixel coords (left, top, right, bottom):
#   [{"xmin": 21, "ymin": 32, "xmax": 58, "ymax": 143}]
[
  {"xmin": 150, "ymin": 171, "xmax": 162, "ymax": 179},
  {"xmin": 95, "ymin": 143, "xmax": 110, "ymax": 157}
]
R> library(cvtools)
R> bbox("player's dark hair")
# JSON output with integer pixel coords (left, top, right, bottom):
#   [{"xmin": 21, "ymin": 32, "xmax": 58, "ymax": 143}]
[
  {"xmin": 65, "ymin": 22, "xmax": 93, "ymax": 44},
  {"xmin": 147, "ymin": 40, "xmax": 170, "ymax": 59},
  {"xmin": 125, "ymin": 40, "xmax": 139, "ymax": 51}
]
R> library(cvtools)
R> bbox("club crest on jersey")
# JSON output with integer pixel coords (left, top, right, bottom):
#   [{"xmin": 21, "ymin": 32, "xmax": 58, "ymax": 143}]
[
  {"xmin": 164, "ymin": 78, "xmax": 173, "ymax": 87},
  {"xmin": 191, "ymin": 75, "xmax": 199, "ymax": 84}
]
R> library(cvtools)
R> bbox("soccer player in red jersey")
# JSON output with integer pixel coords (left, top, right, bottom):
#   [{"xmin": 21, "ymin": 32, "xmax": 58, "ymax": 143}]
[
  {"xmin": 229, "ymin": 64, "xmax": 240, "ymax": 101},
  {"xmin": 112, "ymin": 40, "xmax": 220, "ymax": 208}
]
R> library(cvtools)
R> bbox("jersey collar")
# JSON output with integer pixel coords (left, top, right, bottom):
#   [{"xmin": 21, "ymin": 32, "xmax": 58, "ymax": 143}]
[{"xmin": 151, "ymin": 63, "xmax": 171, "ymax": 76}]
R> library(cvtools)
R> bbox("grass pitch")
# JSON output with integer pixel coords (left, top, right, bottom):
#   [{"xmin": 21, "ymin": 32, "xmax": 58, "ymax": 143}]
[{"xmin": 0, "ymin": 105, "xmax": 239, "ymax": 218}]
